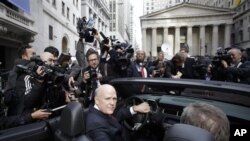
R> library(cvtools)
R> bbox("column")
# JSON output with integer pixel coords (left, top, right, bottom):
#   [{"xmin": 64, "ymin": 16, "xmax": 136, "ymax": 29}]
[
  {"xmin": 175, "ymin": 26, "xmax": 180, "ymax": 54},
  {"xmin": 152, "ymin": 27, "xmax": 157, "ymax": 56},
  {"xmin": 199, "ymin": 25, "xmax": 205, "ymax": 56},
  {"xmin": 212, "ymin": 25, "xmax": 219, "ymax": 55},
  {"xmin": 163, "ymin": 27, "xmax": 168, "ymax": 43},
  {"xmin": 224, "ymin": 24, "xmax": 232, "ymax": 48},
  {"xmin": 142, "ymin": 28, "xmax": 147, "ymax": 53},
  {"xmin": 187, "ymin": 26, "xmax": 193, "ymax": 54}
]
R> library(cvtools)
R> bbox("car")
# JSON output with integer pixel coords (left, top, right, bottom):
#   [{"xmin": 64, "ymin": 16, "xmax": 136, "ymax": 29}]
[{"xmin": 0, "ymin": 78, "xmax": 249, "ymax": 141}]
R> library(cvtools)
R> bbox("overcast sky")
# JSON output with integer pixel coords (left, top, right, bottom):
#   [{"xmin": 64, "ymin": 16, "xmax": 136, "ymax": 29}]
[{"xmin": 131, "ymin": 0, "xmax": 143, "ymax": 49}]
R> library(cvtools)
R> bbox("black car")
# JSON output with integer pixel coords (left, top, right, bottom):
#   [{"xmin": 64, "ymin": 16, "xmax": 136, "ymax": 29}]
[{"xmin": 0, "ymin": 78, "xmax": 249, "ymax": 141}]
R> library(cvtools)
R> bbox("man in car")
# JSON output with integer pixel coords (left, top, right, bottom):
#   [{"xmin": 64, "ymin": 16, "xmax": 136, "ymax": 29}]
[
  {"xmin": 86, "ymin": 84, "xmax": 150, "ymax": 141},
  {"xmin": 180, "ymin": 102, "xmax": 230, "ymax": 141}
]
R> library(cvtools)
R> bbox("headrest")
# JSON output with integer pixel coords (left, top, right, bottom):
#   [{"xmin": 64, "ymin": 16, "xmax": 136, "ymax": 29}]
[
  {"xmin": 163, "ymin": 124, "xmax": 215, "ymax": 141},
  {"xmin": 60, "ymin": 102, "xmax": 85, "ymax": 137}
]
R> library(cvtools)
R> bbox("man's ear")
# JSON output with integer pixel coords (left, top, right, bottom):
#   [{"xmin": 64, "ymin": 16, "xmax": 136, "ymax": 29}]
[{"xmin": 95, "ymin": 96, "xmax": 99, "ymax": 105}]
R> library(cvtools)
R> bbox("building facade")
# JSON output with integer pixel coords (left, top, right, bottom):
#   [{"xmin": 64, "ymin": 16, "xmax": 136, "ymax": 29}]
[
  {"xmin": 189, "ymin": 0, "xmax": 243, "ymax": 8},
  {"xmin": 189, "ymin": 0, "xmax": 250, "ymax": 49},
  {"xmin": 0, "ymin": 0, "xmax": 36, "ymax": 70},
  {"xmin": 81, "ymin": 0, "xmax": 110, "ymax": 52},
  {"xmin": 30, "ymin": 0, "xmax": 81, "ymax": 56},
  {"xmin": 140, "ymin": 3, "xmax": 234, "ymax": 59},
  {"xmin": 143, "ymin": 0, "xmax": 188, "ymax": 15},
  {"xmin": 232, "ymin": 0, "xmax": 250, "ymax": 49},
  {"xmin": 109, "ymin": 0, "xmax": 132, "ymax": 43}
]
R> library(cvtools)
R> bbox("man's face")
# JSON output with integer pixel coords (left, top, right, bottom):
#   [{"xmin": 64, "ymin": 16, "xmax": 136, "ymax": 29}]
[
  {"xmin": 229, "ymin": 49, "xmax": 242, "ymax": 64},
  {"xmin": 88, "ymin": 54, "xmax": 99, "ymax": 69},
  {"xmin": 136, "ymin": 51, "xmax": 145, "ymax": 62},
  {"xmin": 41, "ymin": 52, "xmax": 55, "ymax": 65},
  {"xmin": 23, "ymin": 48, "xmax": 35, "ymax": 60},
  {"xmin": 95, "ymin": 88, "xmax": 117, "ymax": 115},
  {"xmin": 158, "ymin": 53, "xmax": 164, "ymax": 61}
]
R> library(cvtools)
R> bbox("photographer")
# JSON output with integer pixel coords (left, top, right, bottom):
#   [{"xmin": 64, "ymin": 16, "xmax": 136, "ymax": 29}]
[
  {"xmin": 221, "ymin": 48, "xmax": 250, "ymax": 84},
  {"xmin": 77, "ymin": 48, "xmax": 114, "ymax": 106},
  {"xmin": 1, "ymin": 51, "xmax": 53, "ymax": 129}
]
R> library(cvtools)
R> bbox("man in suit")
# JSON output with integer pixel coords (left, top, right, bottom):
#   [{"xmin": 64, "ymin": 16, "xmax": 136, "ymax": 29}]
[
  {"xmin": 86, "ymin": 84, "xmax": 150, "ymax": 141},
  {"xmin": 222, "ymin": 48, "xmax": 250, "ymax": 84},
  {"xmin": 179, "ymin": 48, "xmax": 196, "ymax": 79}
]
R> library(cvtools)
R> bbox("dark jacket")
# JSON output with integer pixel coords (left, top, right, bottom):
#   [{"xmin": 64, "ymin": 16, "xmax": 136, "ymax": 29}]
[
  {"xmin": 225, "ymin": 61, "xmax": 250, "ymax": 84},
  {"xmin": 86, "ymin": 106, "xmax": 132, "ymax": 141}
]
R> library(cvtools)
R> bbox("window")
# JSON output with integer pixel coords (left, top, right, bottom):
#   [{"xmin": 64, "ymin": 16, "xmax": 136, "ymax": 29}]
[
  {"xmin": 62, "ymin": 2, "xmax": 65, "ymax": 15},
  {"xmin": 76, "ymin": 0, "xmax": 78, "ymax": 9},
  {"xmin": 73, "ymin": 14, "xmax": 75, "ymax": 25},
  {"xmin": 49, "ymin": 25, "xmax": 53, "ymax": 40},
  {"xmin": 239, "ymin": 30, "xmax": 243, "ymax": 41},
  {"xmin": 52, "ymin": 0, "xmax": 56, "ymax": 7},
  {"xmin": 67, "ymin": 7, "xmax": 70, "ymax": 19},
  {"xmin": 240, "ymin": 19, "xmax": 243, "ymax": 26},
  {"xmin": 73, "ymin": 0, "xmax": 75, "ymax": 5}
]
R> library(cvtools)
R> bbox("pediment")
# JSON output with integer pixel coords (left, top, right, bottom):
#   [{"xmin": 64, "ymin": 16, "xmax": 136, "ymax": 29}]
[{"xmin": 141, "ymin": 3, "xmax": 234, "ymax": 19}]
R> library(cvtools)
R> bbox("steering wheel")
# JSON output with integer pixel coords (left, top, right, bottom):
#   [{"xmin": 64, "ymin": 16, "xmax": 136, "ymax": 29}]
[{"xmin": 123, "ymin": 97, "xmax": 149, "ymax": 131}]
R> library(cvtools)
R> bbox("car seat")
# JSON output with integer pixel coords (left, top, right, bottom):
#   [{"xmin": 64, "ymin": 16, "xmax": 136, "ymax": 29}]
[{"xmin": 54, "ymin": 102, "xmax": 91, "ymax": 141}]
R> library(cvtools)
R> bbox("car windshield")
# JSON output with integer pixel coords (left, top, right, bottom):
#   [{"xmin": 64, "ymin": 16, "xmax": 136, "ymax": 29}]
[{"xmin": 111, "ymin": 78, "xmax": 250, "ymax": 107}]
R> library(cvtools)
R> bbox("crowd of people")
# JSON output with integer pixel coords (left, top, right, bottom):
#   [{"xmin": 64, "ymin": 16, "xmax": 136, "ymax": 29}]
[{"xmin": 1, "ymin": 28, "xmax": 249, "ymax": 141}]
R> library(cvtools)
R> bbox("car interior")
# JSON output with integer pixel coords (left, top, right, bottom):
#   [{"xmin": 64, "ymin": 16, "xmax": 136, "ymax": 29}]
[{"xmin": 0, "ymin": 78, "xmax": 249, "ymax": 141}]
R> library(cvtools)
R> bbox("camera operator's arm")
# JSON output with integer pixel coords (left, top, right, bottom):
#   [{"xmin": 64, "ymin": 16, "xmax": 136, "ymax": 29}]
[{"xmin": 93, "ymin": 29, "xmax": 101, "ymax": 43}]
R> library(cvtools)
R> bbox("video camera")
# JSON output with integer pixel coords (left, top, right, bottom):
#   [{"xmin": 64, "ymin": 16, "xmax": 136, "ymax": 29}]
[
  {"xmin": 16, "ymin": 56, "xmax": 65, "ymax": 85},
  {"xmin": 212, "ymin": 48, "xmax": 231, "ymax": 67},
  {"xmin": 77, "ymin": 16, "xmax": 97, "ymax": 43}
]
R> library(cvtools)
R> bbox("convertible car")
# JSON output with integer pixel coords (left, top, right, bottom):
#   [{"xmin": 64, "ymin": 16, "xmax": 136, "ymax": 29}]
[{"xmin": 0, "ymin": 78, "xmax": 249, "ymax": 141}]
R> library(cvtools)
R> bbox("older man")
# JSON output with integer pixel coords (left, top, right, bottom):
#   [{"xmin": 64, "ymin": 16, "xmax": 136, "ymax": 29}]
[
  {"xmin": 222, "ymin": 48, "xmax": 250, "ymax": 84},
  {"xmin": 86, "ymin": 84, "xmax": 150, "ymax": 141}
]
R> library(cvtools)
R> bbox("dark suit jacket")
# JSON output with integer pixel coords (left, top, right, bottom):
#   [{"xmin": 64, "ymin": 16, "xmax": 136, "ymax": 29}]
[
  {"xmin": 86, "ymin": 106, "xmax": 132, "ymax": 141},
  {"xmin": 180, "ymin": 57, "xmax": 196, "ymax": 79},
  {"xmin": 226, "ymin": 61, "xmax": 250, "ymax": 84}
]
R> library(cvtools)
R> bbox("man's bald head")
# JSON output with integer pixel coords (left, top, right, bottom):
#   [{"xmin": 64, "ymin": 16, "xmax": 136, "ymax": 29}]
[
  {"xmin": 40, "ymin": 52, "xmax": 55, "ymax": 65},
  {"xmin": 95, "ymin": 84, "xmax": 116, "ymax": 98},
  {"xmin": 94, "ymin": 84, "xmax": 117, "ymax": 115}
]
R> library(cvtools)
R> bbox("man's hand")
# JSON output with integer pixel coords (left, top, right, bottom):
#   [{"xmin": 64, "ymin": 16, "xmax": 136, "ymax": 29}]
[
  {"xmin": 221, "ymin": 60, "xmax": 228, "ymax": 68},
  {"xmin": 83, "ymin": 71, "xmax": 90, "ymax": 81},
  {"xmin": 133, "ymin": 102, "xmax": 150, "ymax": 113},
  {"xmin": 31, "ymin": 109, "xmax": 51, "ymax": 119}
]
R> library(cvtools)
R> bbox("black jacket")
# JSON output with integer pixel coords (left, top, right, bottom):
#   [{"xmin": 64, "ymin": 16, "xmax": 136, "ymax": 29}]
[{"xmin": 86, "ymin": 106, "xmax": 132, "ymax": 141}]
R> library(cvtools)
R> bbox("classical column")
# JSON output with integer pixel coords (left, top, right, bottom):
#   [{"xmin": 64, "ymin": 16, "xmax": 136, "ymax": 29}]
[
  {"xmin": 163, "ymin": 27, "xmax": 168, "ymax": 43},
  {"xmin": 187, "ymin": 26, "xmax": 193, "ymax": 54},
  {"xmin": 175, "ymin": 26, "xmax": 180, "ymax": 54},
  {"xmin": 212, "ymin": 25, "xmax": 219, "ymax": 55},
  {"xmin": 152, "ymin": 27, "xmax": 157, "ymax": 56},
  {"xmin": 224, "ymin": 24, "xmax": 232, "ymax": 48},
  {"xmin": 199, "ymin": 25, "xmax": 205, "ymax": 56},
  {"xmin": 142, "ymin": 28, "xmax": 147, "ymax": 53}
]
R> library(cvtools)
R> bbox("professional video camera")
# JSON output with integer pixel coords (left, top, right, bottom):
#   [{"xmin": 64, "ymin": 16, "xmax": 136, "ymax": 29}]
[
  {"xmin": 210, "ymin": 48, "xmax": 231, "ymax": 80},
  {"xmin": 16, "ymin": 56, "xmax": 65, "ymax": 85},
  {"xmin": 77, "ymin": 16, "xmax": 97, "ymax": 43},
  {"xmin": 88, "ymin": 69, "xmax": 97, "ymax": 79},
  {"xmin": 212, "ymin": 49, "xmax": 231, "ymax": 67}
]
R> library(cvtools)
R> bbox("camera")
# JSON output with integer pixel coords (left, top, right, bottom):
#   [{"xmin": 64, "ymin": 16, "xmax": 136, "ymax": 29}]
[
  {"xmin": 77, "ymin": 16, "xmax": 97, "ymax": 43},
  {"xmin": 89, "ymin": 69, "xmax": 97, "ymax": 79},
  {"xmin": 16, "ymin": 56, "xmax": 65, "ymax": 85}
]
